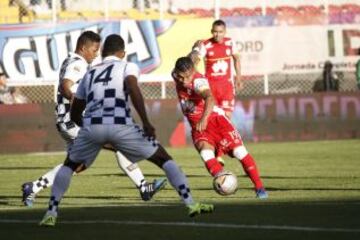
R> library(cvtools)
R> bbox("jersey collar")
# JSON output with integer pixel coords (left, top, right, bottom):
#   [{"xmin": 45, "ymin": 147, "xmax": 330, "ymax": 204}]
[{"xmin": 103, "ymin": 56, "xmax": 123, "ymax": 62}]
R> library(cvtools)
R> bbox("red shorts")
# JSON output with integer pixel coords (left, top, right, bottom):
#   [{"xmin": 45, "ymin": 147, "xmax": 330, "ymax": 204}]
[
  {"xmin": 208, "ymin": 80, "xmax": 235, "ymax": 113},
  {"xmin": 192, "ymin": 114, "xmax": 243, "ymax": 156}
]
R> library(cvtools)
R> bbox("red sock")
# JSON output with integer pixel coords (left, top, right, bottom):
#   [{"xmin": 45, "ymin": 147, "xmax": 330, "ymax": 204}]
[
  {"xmin": 205, "ymin": 158, "xmax": 223, "ymax": 177},
  {"xmin": 240, "ymin": 154, "xmax": 263, "ymax": 189}
]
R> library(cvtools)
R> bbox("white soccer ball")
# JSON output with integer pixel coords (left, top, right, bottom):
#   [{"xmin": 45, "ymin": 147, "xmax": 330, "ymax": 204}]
[{"xmin": 213, "ymin": 171, "xmax": 238, "ymax": 196}]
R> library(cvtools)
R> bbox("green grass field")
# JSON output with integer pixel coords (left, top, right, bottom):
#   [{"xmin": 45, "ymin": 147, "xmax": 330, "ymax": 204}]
[{"xmin": 0, "ymin": 140, "xmax": 360, "ymax": 240}]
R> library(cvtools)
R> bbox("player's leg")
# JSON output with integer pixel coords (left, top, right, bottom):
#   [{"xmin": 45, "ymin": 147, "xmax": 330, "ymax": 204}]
[
  {"xmin": 103, "ymin": 143, "xmax": 166, "ymax": 201},
  {"xmin": 22, "ymin": 125, "xmax": 79, "ymax": 207},
  {"xmin": 232, "ymin": 145, "xmax": 268, "ymax": 199},
  {"xmin": 195, "ymin": 141, "xmax": 224, "ymax": 177},
  {"xmin": 147, "ymin": 145, "xmax": 214, "ymax": 217},
  {"xmin": 40, "ymin": 126, "xmax": 102, "ymax": 227},
  {"xmin": 209, "ymin": 82, "xmax": 227, "ymax": 166},
  {"xmin": 112, "ymin": 125, "xmax": 213, "ymax": 217}
]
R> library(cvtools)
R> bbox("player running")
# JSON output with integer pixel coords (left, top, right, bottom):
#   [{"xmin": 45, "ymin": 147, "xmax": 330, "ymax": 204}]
[
  {"xmin": 172, "ymin": 56, "xmax": 267, "ymax": 199},
  {"xmin": 22, "ymin": 31, "xmax": 165, "ymax": 207},
  {"xmin": 39, "ymin": 35, "xmax": 213, "ymax": 227}
]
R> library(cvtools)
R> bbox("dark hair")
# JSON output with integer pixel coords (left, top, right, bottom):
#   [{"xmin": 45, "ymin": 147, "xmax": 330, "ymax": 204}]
[
  {"xmin": 76, "ymin": 31, "xmax": 101, "ymax": 50},
  {"xmin": 212, "ymin": 19, "xmax": 226, "ymax": 28},
  {"xmin": 174, "ymin": 56, "xmax": 194, "ymax": 73},
  {"xmin": 102, "ymin": 34, "xmax": 125, "ymax": 58}
]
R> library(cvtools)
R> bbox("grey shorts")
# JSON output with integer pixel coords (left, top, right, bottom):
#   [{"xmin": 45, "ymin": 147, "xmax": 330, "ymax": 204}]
[{"xmin": 69, "ymin": 124, "xmax": 159, "ymax": 167}]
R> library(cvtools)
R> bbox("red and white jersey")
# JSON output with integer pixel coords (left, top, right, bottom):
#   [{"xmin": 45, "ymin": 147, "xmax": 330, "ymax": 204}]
[
  {"xmin": 173, "ymin": 71, "xmax": 225, "ymax": 127},
  {"xmin": 196, "ymin": 37, "xmax": 238, "ymax": 82}
]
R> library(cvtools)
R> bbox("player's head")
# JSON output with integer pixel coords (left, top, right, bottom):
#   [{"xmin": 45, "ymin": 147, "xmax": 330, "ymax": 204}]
[
  {"xmin": 75, "ymin": 31, "xmax": 101, "ymax": 64},
  {"xmin": 173, "ymin": 56, "xmax": 195, "ymax": 87},
  {"xmin": 102, "ymin": 34, "xmax": 125, "ymax": 59},
  {"xmin": 211, "ymin": 19, "xmax": 226, "ymax": 43}
]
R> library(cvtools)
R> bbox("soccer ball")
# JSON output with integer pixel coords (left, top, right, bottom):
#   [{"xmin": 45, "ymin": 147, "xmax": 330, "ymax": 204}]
[{"xmin": 213, "ymin": 171, "xmax": 238, "ymax": 196}]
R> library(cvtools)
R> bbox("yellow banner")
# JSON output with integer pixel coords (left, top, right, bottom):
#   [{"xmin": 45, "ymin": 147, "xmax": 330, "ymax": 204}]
[{"xmin": 152, "ymin": 18, "xmax": 213, "ymax": 75}]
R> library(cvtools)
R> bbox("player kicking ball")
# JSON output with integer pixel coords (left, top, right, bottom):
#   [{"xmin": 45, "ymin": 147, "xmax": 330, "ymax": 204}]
[
  {"xmin": 172, "ymin": 56, "xmax": 268, "ymax": 199},
  {"xmin": 39, "ymin": 35, "xmax": 213, "ymax": 227}
]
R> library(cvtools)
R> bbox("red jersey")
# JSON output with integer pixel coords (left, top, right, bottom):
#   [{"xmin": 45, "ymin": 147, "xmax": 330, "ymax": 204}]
[
  {"xmin": 197, "ymin": 37, "xmax": 237, "ymax": 82},
  {"xmin": 173, "ymin": 72, "xmax": 224, "ymax": 127}
]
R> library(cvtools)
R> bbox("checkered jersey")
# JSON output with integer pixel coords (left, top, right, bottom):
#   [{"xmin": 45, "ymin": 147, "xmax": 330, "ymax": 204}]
[
  {"xmin": 55, "ymin": 52, "xmax": 88, "ymax": 130},
  {"xmin": 76, "ymin": 56, "xmax": 139, "ymax": 126}
]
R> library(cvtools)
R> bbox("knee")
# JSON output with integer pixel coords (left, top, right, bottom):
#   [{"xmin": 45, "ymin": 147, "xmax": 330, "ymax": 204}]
[
  {"xmin": 64, "ymin": 156, "xmax": 86, "ymax": 173},
  {"xmin": 148, "ymin": 145, "xmax": 172, "ymax": 168},
  {"xmin": 232, "ymin": 146, "xmax": 248, "ymax": 160}
]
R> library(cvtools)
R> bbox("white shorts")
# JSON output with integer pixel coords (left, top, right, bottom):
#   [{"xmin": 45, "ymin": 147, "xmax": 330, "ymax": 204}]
[
  {"xmin": 56, "ymin": 123, "xmax": 80, "ymax": 152},
  {"xmin": 69, "ymin": 124, "xmax": 159, "ymax": 167}
]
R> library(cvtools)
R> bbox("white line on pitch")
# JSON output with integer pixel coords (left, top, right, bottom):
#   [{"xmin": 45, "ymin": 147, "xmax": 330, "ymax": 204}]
[{"xmin": 0, "ymin": 219, "xmax": 359, "ymax": 233}]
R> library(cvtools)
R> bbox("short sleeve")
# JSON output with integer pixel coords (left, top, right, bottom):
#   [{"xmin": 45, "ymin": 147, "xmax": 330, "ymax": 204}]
[
  {"xmin": 124, "ymin": 62, "xmax": 140, "ymax": 79},
  {"xmin": 63, "ymin": 60, "xmax": 87, "ymax": 83},
  {"xmin": 193, "ymin": 77, "xmax": 210, "ymax": 94}
]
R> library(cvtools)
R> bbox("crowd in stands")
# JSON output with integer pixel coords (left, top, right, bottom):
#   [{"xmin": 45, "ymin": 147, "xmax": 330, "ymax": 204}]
[
  {"xmin": 0, "ymin": 72, "xmax": 28, "ymax": 104},
  {"xmin": 1, "ymin": 0, "xmax": 360, "ymax": 24},
  {"xmin": 177, "ymin": 4, "xmax": 360, "ymax": 25}
]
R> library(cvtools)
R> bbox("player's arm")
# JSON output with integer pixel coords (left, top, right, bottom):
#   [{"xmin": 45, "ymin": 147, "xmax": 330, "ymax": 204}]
[
  {"xmin": 61, "ymin": 60, "xmax": 85, "ymax": 102},
  {"xmin": 195, "ymin": 78, "xmax": 215, "ymax": 132},
  {"xmin": 70, "ymin": 98, "xmax": 86, "ymax": 127},
  {"xmin": 125, "ymin": 75, "xmax": 155, "ymax": 138},
  {"xmin": 232, "ymin": 52, "xmax": 243, "ymax": 91},
  {"xmin": 188, "ymin": 40, "xmax": 204, "ymax": 66},
  {"xmin": 70, "ymin": 70, "xmax": 88, "ymax": 127},
  {"xmin": 59, "ymin": 79, "xmax": 75, "ymax": 102}
]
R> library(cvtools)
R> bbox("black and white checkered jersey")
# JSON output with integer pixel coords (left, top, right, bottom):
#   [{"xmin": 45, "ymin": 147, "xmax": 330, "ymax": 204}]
[
  {"xmin": 55, "ymin": 52, "xmax": 88, "ymax": 129},
  {"xmin": 76, "ymin": 56, "xmax": 139, "ymax": 126}
]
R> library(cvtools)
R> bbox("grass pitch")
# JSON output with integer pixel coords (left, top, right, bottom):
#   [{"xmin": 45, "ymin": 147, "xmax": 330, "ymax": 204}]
[{"xmin": 0, "ymin": 140, "xmax": 359, "ymax": 240}]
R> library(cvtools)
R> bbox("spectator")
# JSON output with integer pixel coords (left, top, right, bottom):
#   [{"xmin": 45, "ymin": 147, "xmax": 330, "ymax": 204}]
[
  {"xmin": 356, "ymin": 49, "xmax": 360, "ymax": 90},
  {"xmin": 313, "ymin": 61, "xmax": 339, "ymax": 92},
  {"xmin": 0, "ymin": 73, "xmax": 28, "ymax": 104}
]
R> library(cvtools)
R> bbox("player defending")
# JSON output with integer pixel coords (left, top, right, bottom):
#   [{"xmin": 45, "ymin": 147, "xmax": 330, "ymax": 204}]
[
  {"xmin": 22, "ymin": 31, "xmax": 165, "ymax": 207},
  {"xmin": 39, "ymin": 34, "xmax": 213, "ymax": 226},
  {"xmin": 172, "ymin": 56, "xmax": 267, "ymax": 199}
]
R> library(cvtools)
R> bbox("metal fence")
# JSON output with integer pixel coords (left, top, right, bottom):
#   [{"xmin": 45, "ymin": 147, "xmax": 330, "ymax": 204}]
[{"xmin": 1, "ymin": 0, "xmax": 359, "ymax": 103}]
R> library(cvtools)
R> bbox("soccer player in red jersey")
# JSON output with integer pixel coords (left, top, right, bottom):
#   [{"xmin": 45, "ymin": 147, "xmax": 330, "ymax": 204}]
[
  {"xmin": 190, "ymin": 19, "xmax": 242, "ymax": 120},
  {"xmin": 172, "ymin": 56, "xmax": 267, "ymax": 199}
]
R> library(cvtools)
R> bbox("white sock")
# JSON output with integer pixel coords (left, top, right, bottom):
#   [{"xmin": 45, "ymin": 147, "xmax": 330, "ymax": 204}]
[
  {"xmin": 33, "ymin": 164, "xmax": 63, "ymax": 194},
  {"xmin": 162, "ymin": 160, "xmax": 194, "ymax": 205},
  {"xmin": 47, "ymin": 165, "xmax": 73, "ymax": 216},
  {"xmin": 115, "ymin": 151, "xmax": 145, "ymax": 188}
]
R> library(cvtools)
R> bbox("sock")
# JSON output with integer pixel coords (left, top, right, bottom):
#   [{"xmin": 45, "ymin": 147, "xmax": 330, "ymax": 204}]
[
  {"xmin": 239, "ymin": 154, "xmax": 263, "ymax": 190},
  {"xmin": 33, "ymin": 164, "xmax": 63, "ymax": 194},
  {"xmin": 162, "ymin": 160, "xmax": 194, "ymax": 205},
  {"xmin": 205, "ymin": 159, "xmax": 223, "ymax": 176},
  {"xmin": 200, "ymin": 149, "xmax": 223, "ymax": 176},
  {"xmin": 47, "ymin": 165, "xmax": 73, "ymax": 217},
  {"xmin": 115, "ymin": 151, "xmax": 145, "ymax": 188}
]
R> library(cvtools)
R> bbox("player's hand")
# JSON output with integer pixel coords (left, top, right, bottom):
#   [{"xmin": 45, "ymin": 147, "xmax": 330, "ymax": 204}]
[
  {"xmin": 143, "ymin": 122, "xmax": 156, "ymax": 139},
  {"xmin": 196, "ymin": 118, "xmax": 208, "ymax": 132},
  {"xmin": 192, "ymin": 40, "xmax": 202, "ymax": 50},
  {"xmin": 234, "ymin": 75, "xmax": 243, "ymax": 91}
]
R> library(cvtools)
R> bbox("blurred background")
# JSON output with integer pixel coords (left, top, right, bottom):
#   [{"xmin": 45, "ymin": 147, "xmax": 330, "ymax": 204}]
[{"xmin": 0, "ymin": 0, "xmax": 359, "ymax": 152}]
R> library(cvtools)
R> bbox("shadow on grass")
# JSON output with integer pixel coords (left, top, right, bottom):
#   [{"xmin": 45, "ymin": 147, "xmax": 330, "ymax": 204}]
[{"xmin": 0, "ymin": 199, "xmax": 359, "ymax": 240}]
